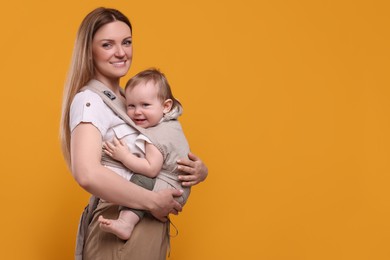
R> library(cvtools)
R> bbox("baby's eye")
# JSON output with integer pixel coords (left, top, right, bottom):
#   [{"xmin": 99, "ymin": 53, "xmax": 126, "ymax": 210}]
[{"xmin": 127, "ymin": 104, "xmax": 135, "ymax": 109}]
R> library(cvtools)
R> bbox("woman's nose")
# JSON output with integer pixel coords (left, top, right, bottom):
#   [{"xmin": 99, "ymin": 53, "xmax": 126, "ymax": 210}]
[{"xmin": 115, "ymin": 45, "xmax": 125, "ymax": 57}]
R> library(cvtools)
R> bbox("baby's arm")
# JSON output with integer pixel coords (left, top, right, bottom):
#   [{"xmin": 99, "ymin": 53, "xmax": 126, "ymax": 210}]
[{"xmin": 104, "ymin": 137, "xmax": 163, "ymax": 178}]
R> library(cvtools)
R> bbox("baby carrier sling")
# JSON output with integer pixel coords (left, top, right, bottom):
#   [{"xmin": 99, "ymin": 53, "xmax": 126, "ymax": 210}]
[{"xmin": 75, "ymin": 80, "xmax": 149, "ymax": 260}]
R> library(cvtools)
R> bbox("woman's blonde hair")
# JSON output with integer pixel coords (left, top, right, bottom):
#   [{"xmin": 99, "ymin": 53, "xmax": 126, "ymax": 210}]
[{"xmin": 60, "ymin": 7, "xmax": 132, "ymax": 167}]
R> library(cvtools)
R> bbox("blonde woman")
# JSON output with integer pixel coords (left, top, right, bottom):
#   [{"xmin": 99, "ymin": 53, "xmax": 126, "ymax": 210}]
[{"xmin": 60, "ymin": 7, "xmax": 208, "ymax": 260}]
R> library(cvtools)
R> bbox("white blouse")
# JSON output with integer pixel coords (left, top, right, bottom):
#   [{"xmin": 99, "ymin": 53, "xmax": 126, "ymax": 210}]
[{"xmin": 69, "ymin": 89, "xmax": 145, "ymax": 181}]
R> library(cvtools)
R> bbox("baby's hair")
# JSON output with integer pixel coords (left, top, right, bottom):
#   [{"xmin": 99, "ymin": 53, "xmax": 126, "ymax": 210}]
[{"xmin": 125, "ymin": 68, "xmax": 181, "ymax": 109}]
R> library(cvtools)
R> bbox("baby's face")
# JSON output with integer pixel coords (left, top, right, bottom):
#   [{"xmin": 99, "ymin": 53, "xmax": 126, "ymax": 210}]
[{"xmin": 125, "ymin": 81, "xmax": 166, "ymax": 128}]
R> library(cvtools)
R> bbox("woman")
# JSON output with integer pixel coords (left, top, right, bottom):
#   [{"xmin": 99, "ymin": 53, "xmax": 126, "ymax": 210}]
[{"xmin": 60, "ymin": 7, "xmax": 208, "ymax": 260}]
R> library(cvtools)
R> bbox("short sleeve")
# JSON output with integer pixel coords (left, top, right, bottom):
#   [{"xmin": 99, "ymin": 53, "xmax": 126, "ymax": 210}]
[
  {"xmin": 70, "ymin": 90, "xmax": 114, "ymax": 135},
  {"xmin": 134, "ymin": 134, "xmax": 152, "ymax": 154}
]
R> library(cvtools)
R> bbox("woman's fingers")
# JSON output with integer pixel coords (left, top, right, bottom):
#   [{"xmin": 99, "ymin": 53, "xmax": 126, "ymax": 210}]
[
  {"xmin": 181, "ymin": 181, "xmax": 197, "ymax": 187},
  {"xmin": 171, "ymin": 189, "xmax": 184, "ymax": 213},
  {"xmin": 187, "ymin": 152, "xmax": 200, "ymax": 162},
  {"xmin": 177, "ymin": 157, "xmax": 194, "ymax": 168},
  {"xmin": 170, "ymin": 209, "xmax": 179, "ymax": 215},
  {"xmin": 151, "ymin": 189, "xmax": 183, "ymax": 222},
  {"xmin": 177, "ymin": 164, "xmax": 195, "ymax": 175},
  {"xmin": 178, "ymin": 174, "xmax": 197, "ymax": 187},
  {"xmin": 176, "ymin": 152, "xmax": 208, "ymax": 187},
  {"xmin": 178, "ymin": 173, "xmax": 195, "ymax": 181}
]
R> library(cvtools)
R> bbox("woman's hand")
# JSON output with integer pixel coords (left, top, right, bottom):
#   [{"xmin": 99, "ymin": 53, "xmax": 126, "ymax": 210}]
[
  {"xmin": 177, "ymin": 152, "xmax": 208, "ymax": 187},
  {"xmin": 150, "ymin": 189, "xmax": 183, "ymax": 222}
]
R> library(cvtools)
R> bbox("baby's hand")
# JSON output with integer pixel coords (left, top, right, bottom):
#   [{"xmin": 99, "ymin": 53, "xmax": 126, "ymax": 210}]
[{"xmin": 103, "ymin": 137, "xmax": 130, "ymax": 162}]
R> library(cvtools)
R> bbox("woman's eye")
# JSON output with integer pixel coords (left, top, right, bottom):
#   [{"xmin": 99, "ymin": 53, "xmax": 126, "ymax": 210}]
[
  {"xmin": 123, "ymin": 40, "xmax": 132, "ymax": 46},
  {"xmin": 102, "ymin": 43, "xmax": 112, "ymax": 49}
]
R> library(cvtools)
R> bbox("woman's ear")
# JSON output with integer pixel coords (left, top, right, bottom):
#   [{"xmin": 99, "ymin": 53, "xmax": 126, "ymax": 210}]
[{"xmin": 163, "ymin": 99, "xmax": 173, "ymax": 113}]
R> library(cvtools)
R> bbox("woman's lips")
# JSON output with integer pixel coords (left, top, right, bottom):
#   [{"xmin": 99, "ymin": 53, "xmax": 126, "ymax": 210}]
[{"xmin": 110, "ymin": 60, "xmax": 127, "ymax": 67}]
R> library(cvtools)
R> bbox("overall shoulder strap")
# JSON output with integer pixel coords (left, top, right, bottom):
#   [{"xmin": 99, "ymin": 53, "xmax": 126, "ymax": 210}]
[
  {"xmin": 81, "ymin": 80, "xmax": 169, "ymax": 158},
  {"xmin": 81, "ymin": 79, "xmax": 145, "ymax": 134},
  {"xmin": 81, "ymin": 80, "xmax": 151, "ymax": 168}
]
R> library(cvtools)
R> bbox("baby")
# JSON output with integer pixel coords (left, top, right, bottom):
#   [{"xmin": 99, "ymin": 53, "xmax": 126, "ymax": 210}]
[{"xmin": 98, "ymin": 68, "xmax": 191, "ymax": 240}]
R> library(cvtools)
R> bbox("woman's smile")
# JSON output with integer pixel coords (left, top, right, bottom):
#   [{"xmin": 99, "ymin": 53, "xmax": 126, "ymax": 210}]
[{"xmin": 110, "ymin": 60, "xmax": 128, "ymax": 67}]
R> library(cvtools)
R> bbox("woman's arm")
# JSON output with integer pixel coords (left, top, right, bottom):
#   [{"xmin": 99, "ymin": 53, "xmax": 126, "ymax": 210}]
[
  {"xmin": 177, "ymin": 152, "xmax": 208, "ymax": 187},
  {"xmin": 71, "ymin": 123, "xmax": 182, "ymax": 221}
]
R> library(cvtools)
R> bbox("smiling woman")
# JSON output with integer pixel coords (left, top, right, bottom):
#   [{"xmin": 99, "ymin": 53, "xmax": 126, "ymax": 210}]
[
  {"xmin": 92, "ymin": 21, "xmax": 133, "ymax": 87},
  {"xmin": 59, "ymin": 7, "xmax": 208, "ymax": 260}
]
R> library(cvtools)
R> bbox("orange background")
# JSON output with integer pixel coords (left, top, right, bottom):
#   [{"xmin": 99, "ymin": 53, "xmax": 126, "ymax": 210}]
[{"xmin": 0, "ymin": 0, "xmax": 389, "ymax": 259}]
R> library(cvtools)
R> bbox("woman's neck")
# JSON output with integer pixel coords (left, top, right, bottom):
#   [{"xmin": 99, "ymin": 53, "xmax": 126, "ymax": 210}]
[{"xmin": 94, "ymin": 76, "xmax": 121, "ymax": 96}]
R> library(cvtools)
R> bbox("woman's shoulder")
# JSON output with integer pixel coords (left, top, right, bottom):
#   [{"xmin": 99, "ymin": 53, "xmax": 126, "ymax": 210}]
[
  {"xmin": 73, "ymin": 89, "xmax": 104, "ymax": 105},
  {"xmin": 71, "ymin": 89, "xmax": 115, "ymax": 115},
  {"xmin": 70, "ymin": 89, "xmax": 116, "ymax": 134}
]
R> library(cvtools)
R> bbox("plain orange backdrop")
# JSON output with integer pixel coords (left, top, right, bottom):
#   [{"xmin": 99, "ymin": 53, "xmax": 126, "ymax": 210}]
[{"xmin": 0, "ymin": 0, "xmax": 389, "ymax": 259}]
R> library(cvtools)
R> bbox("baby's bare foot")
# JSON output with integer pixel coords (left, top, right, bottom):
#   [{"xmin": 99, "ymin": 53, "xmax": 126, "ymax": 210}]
[
  {"xmin": 98, "ymin": 215, "xmax": 136, "ymax": 240},
  {"xmin": 98, "ymin": 215, "xmax": 111, "ymax": 225}
]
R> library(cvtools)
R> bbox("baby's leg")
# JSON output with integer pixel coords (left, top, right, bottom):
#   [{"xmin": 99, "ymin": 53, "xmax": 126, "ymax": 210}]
[{"xmin": 98, "ymin": 210, "xmax": 140, "ymax": 240}]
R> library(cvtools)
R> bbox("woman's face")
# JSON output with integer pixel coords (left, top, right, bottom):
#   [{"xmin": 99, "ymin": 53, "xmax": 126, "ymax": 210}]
[{"xmin": 92, "ymin": 21, "xmax": 132, "ymax": 84}]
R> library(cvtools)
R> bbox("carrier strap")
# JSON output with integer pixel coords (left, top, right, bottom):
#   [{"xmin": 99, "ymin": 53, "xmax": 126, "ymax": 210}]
[{"xmin": 81, "ymin": 79, "xmax": 145, "ymax": 134}]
